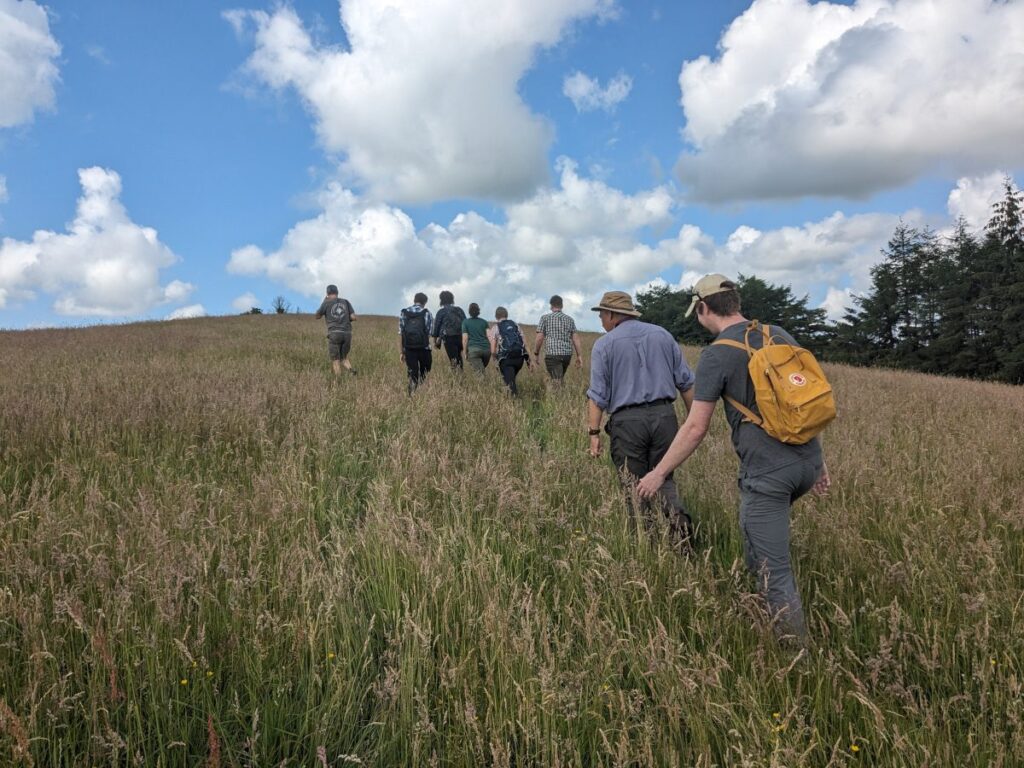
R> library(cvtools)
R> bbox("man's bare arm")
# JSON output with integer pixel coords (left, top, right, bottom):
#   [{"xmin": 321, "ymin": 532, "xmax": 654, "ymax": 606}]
[{"xmin": 636, "ymin": 400, "xmax": 715, "ymax": 498}]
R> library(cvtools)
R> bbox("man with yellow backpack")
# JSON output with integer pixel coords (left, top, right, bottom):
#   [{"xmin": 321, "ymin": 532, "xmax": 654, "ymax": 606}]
[{"xmin": 637, "ymin": 275, "xmax": 834, "ymax": 643}]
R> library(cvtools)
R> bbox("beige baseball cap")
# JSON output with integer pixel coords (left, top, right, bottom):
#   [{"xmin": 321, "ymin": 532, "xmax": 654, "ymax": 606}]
[{"xmin": 684, "ymin": 274, "xmax": 736, "ymax": 318}]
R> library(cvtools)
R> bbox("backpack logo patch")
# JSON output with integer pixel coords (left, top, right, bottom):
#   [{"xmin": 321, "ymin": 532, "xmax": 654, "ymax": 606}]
[{"xmin": 789, "ymin": 372, "xmax": 807, "ymax": 387}]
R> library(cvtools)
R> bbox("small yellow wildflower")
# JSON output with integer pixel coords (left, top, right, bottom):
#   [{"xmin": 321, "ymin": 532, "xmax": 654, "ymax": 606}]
[
  {"xmin": 851, "ymin": 744, "xmax": 860, "ymax": 753},
  {"xmin": 772, "ymin": 712, "xmax": 781, "ymax": 720},
  {"xmin": 206, "ymin": 670, "xmax": 214, "ymax": 678},
  {"xmin": 327, "ymin": 652, "xmax": 336, "ymax": 660},
  {"xmin": 191, "ymin": 661, "xmax": 198, "ymax": 668},
  {"xmin": 180, "ymin": 678, "xmax": 188, "ymax": 686},
  {"xmin": 991, "ymin": 658, "xmax": 997, "ymax": 666}
]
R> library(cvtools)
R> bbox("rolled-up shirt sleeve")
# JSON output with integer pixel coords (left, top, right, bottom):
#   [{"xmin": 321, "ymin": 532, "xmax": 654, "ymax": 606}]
[
  {"xmin": 586, "ymin": 341, "xmax": 611, "ymax": 410},
  {"xmin": 672, "ymin": 344, "xmax": 696, "ymax": 392}
]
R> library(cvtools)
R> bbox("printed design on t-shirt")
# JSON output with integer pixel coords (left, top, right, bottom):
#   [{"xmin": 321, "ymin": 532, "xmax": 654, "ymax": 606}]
[
  {"xmin": 789, "ymin": 372, "xmax": 807, "ymax": 387},
  {"xmin": 330, "ymin": 302, "xmax": 348, "ymax": 321}
]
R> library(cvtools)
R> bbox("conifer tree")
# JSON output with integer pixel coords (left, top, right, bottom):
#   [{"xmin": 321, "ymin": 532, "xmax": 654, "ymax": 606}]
[{"xmin": 986, "ymin": 177, "xmax": 1024, "ymax": 382}]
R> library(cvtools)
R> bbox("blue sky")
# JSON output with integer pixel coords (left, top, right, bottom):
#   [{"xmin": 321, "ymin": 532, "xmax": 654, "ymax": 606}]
[{"xmin": 1, "ymin": 0, "xmax": 1021, "ymax": 329}]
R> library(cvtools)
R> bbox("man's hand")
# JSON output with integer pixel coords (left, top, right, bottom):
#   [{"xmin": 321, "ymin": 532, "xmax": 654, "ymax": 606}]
[
  {"xmin": 589, "ymin": 435, "xmax": 602, "ymax": 458},
  {"xmin": 637, "ymin": 470, "xmax": 666, "ymax": 500},
  {"xmin": 433, "ymin": 339, "xmax": 442, "ymax": 349},
  {"xmin": 400, "ymin": 352, "xmax": 406, "ymax": 362},
  {"xmin": 574, "ymin": 356, "xmax": 583, "ymax": 369},
  {"xmin": 812, "ymin": 463, "xmax": 831, "ymax": 496}
]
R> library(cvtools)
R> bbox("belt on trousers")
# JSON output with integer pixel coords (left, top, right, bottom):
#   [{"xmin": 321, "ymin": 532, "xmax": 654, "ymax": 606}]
[{"xmin": 614, "ymin": 397, "xmax": 673, "ymax": 413}]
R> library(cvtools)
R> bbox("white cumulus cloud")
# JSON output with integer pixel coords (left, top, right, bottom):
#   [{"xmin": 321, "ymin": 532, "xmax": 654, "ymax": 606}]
[
  {"xmin": 676, "ymin": 0, "xmax": 1024, "ymax": 202},
  {"xmin": 226, "ymin": 159, "xmax": 686, "ymax": 326},
  {"xmin": 820, "ymin": 286, "xmax": 856, "ymax": 320},
  {"xmin": 225, "ymin": 160, "xmax": 983, "ymax": 331},
  {"xmin": 227, "ymin": 0, "xmax": 616, "ymax": 204},
  {"xmin": 167, "ymin": 304, "xmax": 206, "ymax": 320},
  {"xmin": 0, "ymin": 0, "xmax": 61, "ymax": 128},
  {"xmin": 947, "ymin": 171, "xmax": 1008, "ymax": 230},
  {"xmin": 231, "ymin": 291, "xmax": 260, "ymax": 312},
  {"xmin": 0, "ymin": 167, "xmax": 191, "ymax": 316},
  {"xmin": 563, "ymin": 70, "xmax": 632, "ymax": 112}
]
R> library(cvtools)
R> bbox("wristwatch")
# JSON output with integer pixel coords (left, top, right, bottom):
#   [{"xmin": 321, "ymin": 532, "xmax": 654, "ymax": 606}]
[{"xmin": 588, "ymin": 428, "xmax": 601, "ymax": 436}]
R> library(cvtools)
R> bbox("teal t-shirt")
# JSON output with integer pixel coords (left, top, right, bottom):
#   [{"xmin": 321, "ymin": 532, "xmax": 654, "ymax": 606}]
[{"xmin": 461, "ymin": 317, "xmax": 490, "ymax": 349}]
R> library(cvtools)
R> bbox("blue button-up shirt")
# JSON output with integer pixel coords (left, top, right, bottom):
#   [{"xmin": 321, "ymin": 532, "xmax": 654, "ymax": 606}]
[{"xmin": 587, "ymin": 319, "xmax": 695, "ymax": 413}]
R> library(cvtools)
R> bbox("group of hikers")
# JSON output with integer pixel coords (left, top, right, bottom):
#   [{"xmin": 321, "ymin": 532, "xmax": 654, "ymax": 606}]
[
  {"xmin": 316, "ymin": 286, "xmax": 582, "ymax": 396},
  {"xmin": 316, "ymin": 276, "xmax": 834, "ymax": 644}
]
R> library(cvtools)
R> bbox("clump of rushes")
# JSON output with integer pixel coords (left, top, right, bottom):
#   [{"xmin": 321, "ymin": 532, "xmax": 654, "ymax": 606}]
[{"xmin": 0, "ymin": 315, "xmax": 1021, "ymax": 766}]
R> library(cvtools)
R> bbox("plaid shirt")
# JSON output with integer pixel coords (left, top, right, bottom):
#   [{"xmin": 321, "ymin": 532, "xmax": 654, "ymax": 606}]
[{"xmin": 537, "ymin": 311, "xmax": 577, "ymax": 356}]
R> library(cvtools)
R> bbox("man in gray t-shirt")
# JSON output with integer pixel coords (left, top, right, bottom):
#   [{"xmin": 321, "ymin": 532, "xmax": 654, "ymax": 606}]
[
  {"xmin": 314, "ymin": 284, "xmax": 357, "ymax": 376},
  {"xmin": 636, "ymin": 274, "xmax": 830, "ymax": 643}
]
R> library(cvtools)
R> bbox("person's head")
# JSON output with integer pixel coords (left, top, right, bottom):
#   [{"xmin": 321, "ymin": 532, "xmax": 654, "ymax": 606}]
[
  {"xmin": 549, "ymin": 294, "xmax": 563, "ymax": 310},
  {"xmin": 439, "ymin": 290, "xmax": 454, "ymax": 306},
  {"xmin": 685, "ymin": 274, "xmax": 741, "ymax": 332},
  {"xmin": 468, "ymin": 302, "xmax": 480, "ymax": 318},
  {"xmin": 590, "ymin": 291, "xmax": 641, "ymax": 332},
  {"xmin": 326, "ymin": 284, "xmax": 339, "ymax": 297},
  {"xmin": 414, "ymin": 292, "xmax": 428, "ymax": 306},
  {"xmin": 495, "ymin": 306, "xmax": 508, "ymax": 320}
]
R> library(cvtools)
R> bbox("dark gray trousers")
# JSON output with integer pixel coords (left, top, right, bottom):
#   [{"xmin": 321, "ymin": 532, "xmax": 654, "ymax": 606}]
[
  {"xmin": 607, "ymin": 401, "xmax": 691, "ymax": 544},
  {"xmin": 737, "ymin": 459, "xmax": 820, "ymax": 641}
]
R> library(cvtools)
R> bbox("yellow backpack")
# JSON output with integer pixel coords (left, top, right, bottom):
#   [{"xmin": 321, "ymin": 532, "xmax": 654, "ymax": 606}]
[{"xmin": 712, "ymin": 321, "xmax": 836, "ymax": 445}]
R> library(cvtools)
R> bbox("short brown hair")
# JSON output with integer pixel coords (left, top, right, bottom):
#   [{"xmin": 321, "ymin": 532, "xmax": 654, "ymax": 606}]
[{"xmin": 701, "ymin": 284, "xmax": 741, "ymax": 316}]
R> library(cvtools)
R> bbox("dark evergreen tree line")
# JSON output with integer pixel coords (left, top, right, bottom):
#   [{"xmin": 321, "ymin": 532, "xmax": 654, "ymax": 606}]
[
  {"xmin": 635, "ymin": 275, "xmax": 831, "ymax": 352},
  {"xmin": 636, "ymin": 176, "xmax": 1024, "ymax": 384},
  {"xmin": 832, "ymin": 176, "xmax": 1023, "ymax": 383}
]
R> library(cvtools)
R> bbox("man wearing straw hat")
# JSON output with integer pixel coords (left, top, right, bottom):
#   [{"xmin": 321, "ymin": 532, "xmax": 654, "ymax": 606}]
[{"xmin": 586, "ymin": 290, "xmax": 696, "ymax": 545}]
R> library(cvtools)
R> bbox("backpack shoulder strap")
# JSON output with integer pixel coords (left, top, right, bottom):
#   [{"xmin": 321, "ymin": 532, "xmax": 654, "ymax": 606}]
[
  {"xmin": 723, "ymin": 396, "xmax": 763, "ymax": 426},
  {"xmin": 714, "ymin": 323, "xmax": 763, "ymax": 426},
  {"xmin": 711, "ymin": 338, "xmax": 749, "ymax": 353}
]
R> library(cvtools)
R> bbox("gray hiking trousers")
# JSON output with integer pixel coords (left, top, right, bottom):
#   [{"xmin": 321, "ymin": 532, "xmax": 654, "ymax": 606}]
[
  {"xmin": 737, "ymin": 458, "xmax": 821, "ymax": 641},
  {"xmin": 606, "ymin": 400, "xmax": 691, "ymax": 544}
]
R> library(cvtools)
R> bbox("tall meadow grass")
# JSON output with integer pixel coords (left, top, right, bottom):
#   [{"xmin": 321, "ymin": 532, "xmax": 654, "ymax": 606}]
[{"xmin": 0, "ymin": 314, "xmax": 1021, "ymax": 766}]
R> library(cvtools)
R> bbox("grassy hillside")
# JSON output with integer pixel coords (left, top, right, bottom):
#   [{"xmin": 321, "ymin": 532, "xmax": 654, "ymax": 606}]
[{"xmin": 0, "ymin": 314, "xmax": 1021, "ymax": 767}]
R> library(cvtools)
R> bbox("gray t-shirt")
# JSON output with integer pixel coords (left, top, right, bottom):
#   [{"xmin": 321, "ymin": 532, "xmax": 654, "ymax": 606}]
[
  {"xmin": 694, "ymin": 320, "xmax": 822, "ymax": 477},
  {"xmin": 315, "ymin": 297, "xmax": 354, "ymax": 335}
]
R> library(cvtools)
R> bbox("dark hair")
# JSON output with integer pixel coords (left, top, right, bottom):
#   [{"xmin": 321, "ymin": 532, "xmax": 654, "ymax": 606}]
[
  {"xmin": 549, "ymin": 294, "xmax": 563, "ymax": 309},
  {"xmin": 414, "ymin": 292, "xmax": 428, "ymax": 305},
  {"xmin": 468, "ymin": 302, "xmax": 480, "ymax": 318},
  {"xmin": 701, "ymin": 284, "xmax": 741, "ymax": 316},
  {"xmin": 439, "ymin": 290, "xmax": 454, "ymax": 306},
  {"xmin": 495, "ymin": 306, "xmax": 508, "ymax": 320}
]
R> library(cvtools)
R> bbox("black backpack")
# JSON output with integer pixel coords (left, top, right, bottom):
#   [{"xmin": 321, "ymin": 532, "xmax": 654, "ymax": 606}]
[
  {"xmin": 402, "ymin": 309, "xmax": 429, "ymax": 348},
  {"xmin": 441, "ymin": 306, "xmax": 466, "ymax": 337},
  {"xmin": 496, "ymin": 319, "xmax": 525, "ymax": 360}
]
